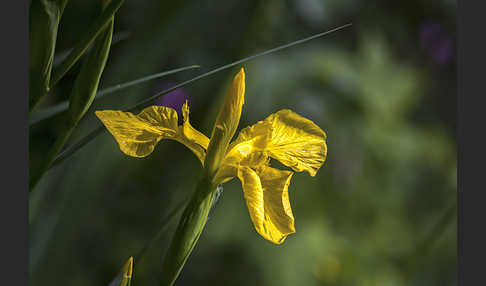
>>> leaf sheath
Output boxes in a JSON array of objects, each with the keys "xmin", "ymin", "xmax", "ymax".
[{"xmin": 160, "ymin": 176, "xmax": 217, "ymax": 286}]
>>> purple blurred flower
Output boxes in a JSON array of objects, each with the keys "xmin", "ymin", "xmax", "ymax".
[
  {"xmin": 154, "ymin": 82, "xmax": 191, "ymax": 118},
  {"xmin": 419, "ymin": 21, "xmax": 454, "ymax": 65}
]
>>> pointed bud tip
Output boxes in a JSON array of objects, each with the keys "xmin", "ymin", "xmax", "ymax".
[
  {"xmin": 127, "ymin": 256, "xmax": 133, "ymax": 277},
  {"xmin": 238, "ymin": 67, "xmax": 245, "ymax": 80},
  {"xmin": 122, "ymin": 256, "xmax": 133, "ymax": 278}
]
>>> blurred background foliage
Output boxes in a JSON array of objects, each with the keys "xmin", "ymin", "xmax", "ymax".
[{"xmin": 29, "ymin": 0, "xmax": 456, "ymax": 285}]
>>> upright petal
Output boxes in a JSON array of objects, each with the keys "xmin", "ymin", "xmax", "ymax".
[
  {"xmin": 177, "ymin": 101, "xmax": 210, "ymax": 164},
  {"xmin": 181, "ymin": 101, "xmax": 209, "ymax": 149},
  {"xmin": 264, "ymin": 109, "xmax": 327, "ymax": 176},
  {"xmin": 237, "ymin": 166, "xmax": 296, "ymax": 244},
  {"xmin": 205, "ymin": 68, "xmax": 245, "ymax": 175}
]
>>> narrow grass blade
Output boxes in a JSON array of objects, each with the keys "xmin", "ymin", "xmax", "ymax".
[
  {"xmin": 30, "ymin": 2, "xmax": 115, "ymax": 191},
  {"xmin": 136, "ymin": 199, "xmax": 187, "ymax": 261},
  {"xmin": 29, "ymin": 65, "xmax": 200, "ymax": 125},
  {"xmin": 69, "ymin": 7, "xmax": 113, "ymax": 124},
  {"xmin": 108, "ymin": 257, "xmax": 133, "ymax": 286},
  {"xmin": 49, "ymin": 23, "xmax": 352, "ymax": 170},
  {"xmin": 51, "ymin": 126, "xmax": 105, "ymax": 169},
  {"xmin": 402, "ymin": 200, "xmax": 456, "ymax": 282},
  {"xmin": 29, "ymin": 0, "xmax": 69, "ymax": 112},
  {"xmin": 53, "ymin": 31, "xmax": 130, "ymax": 66},
  {"xmin": 126, "ymin": 23, "xmax": 353, "ymax": 113},
  {"xmin": 49, "ymin": 0, "xmax": 125, "ymax": 89}
]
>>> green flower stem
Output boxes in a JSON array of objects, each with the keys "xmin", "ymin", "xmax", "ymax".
[{"xmin": 160, "ymin": 175, "xmax": 217, "ymax": 286}]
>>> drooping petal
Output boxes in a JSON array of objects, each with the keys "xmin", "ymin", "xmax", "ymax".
[
  {"xmin": 257, "ymin": 166, "xmax": 295, "ymax": 239},
  {"xmin": 96, "ymin": 104, "xmax": 210, "ymax": 163},
  {"xmin": 205, "ymin": 68, "xmax": 245, "ymax": 175},
  {"xmin": 95, "ymin": 106, "xmax": 178, "ymax": 157},
  {"xmin": 237, "ymin": 166, "xmax": 296, "ymax": 244},
  {"xmin": 263, "ymin": 109, "xmax": 327, "ymax": 176}
]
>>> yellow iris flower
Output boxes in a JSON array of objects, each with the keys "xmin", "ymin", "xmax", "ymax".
[{"xmin": 95, "ymin": 68, "xmax": 327, "ymax": 244}]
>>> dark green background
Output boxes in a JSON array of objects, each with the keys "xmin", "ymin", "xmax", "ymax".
[{"xmin": 29, "ymin": 0, "xmax": 456, "ymax": 285}]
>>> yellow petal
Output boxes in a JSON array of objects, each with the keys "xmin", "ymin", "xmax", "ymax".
[
  {"xmin": 178, "ymin": 101, "xmax": 210, "ymax": 164},
  {"xmin": 264, "ymin": 109, "xmax": 327, "ymax": 176},
  {"xmin": 95, "ymin": 106, "xmax": 178, "ymax": 157},
  {"xmin": 205, "ymin": 68, "xmax": 245, "ymax": 175},
  {"xmin": 237, "ymin": 166, "xmax": 296, "ymax": 244},
  {"xmin": 96, "ymin": 104, "xmax": 210, "ymax": 163},
  {"xmin": 212, "ymin": 121, "xmax": 271, "ymax": 185}
]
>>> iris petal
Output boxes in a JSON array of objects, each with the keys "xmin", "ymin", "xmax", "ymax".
[
  {"xmin": 237, "ymin": 166, "xmax": 295, "ymax": 244},
  {"xmin": 212, "ymin": 121, "xmax": 271, "ymax": 185},
  {"xmin": 96, "ymin": 104, "xmax": 209, "ymax": 163},
  {"xmin": 263, "ymin": 109, "xmax": 327, "ymax": 176},
  {"xmin": 216, "ymin": 108, "xmax": 327, "ymax": 183},
  {"xmin": 95, "ymin": 106, "xmax": 178, "ymax": 157},
  {"xmin": 205, "ymin": 68, "xmax": 245, "ymax": 175},
  {"xmin": 178, "ymin": 101, "xmax": 210, "ymax": 164}
]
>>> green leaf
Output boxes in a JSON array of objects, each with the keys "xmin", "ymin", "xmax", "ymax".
[
  {"xmin": 29, "ymin": 65, "xmax": 200, "ymax": 125},
  {"xmin": 136, "ymin": 199, "xmax": 187, "ymax": 260},
  {"xmin": 124, "ymin": 23, "xmax": 353, "ymax": 113},
  {"xmin": 108, "ymin": 257, "xmax": 133, "ymax": 286},
  {"xmin": 53, "ymin": 30, "xmax": 130, "ymax": 67},
  {"xmin": 69, "ymin": 11, "xmax": 113, "ymax": 124},
  {"xmin": 29, "ymin": 0, "xmax": 69, "ymax": 112},
  {"xmin": 29, "ymin": 2, "xmax": 116, "ymax": 191},
  {"xmin": 49, "ymin": 0, "xmax": 125, "ymax": 89},
  {"xmin": 48, "ymin": 23, "xmax": 352, "ymax": 171}
]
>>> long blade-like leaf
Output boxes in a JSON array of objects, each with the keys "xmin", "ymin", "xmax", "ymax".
[
  {"xmin": 49, "ymin": 0, "xmax": 124, "ymax": 89},
  {"xmin": 126, "ymin": 23, "xmax": 353, "ymax": 113},
  {"xmin": 136, "ymin": 200, "xmax": 187, "ymax": 261},
  {"xmin": 29, "ymin": 0, "xmax": 69, "ymax": 112},
  {"xmin": 69, "ymin": 6, "xmax": 114, "ymax": 124},
  {"xmin": 53, "ymin": 31, "xmax": 130, "ymax": 66},
  {"xmin": 29, "ymin": 65, "xmax": 200, "ymax": 125},
  {"xmin": 130, "ymin": 199, "xmax": 186, "ymax": 285},
  {"xmin": 30, "ymin": 2, "xmax": 116, "ymax": 191},
  {"xmin": 49, "ymin": 23, "xmax": 352, "ymax": 170}
]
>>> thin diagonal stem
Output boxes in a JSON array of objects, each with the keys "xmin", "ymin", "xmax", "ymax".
[
  {"xmin": 126, "ymin": 23, "xmax": 352, "ymax": 113},
  {"xmin": 29, "ymin": 65, "xmax": 200, "ymax": 125},
  {"xmin": 49, "ymin": 23, "xmax": 352, "ymax": 169}
]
